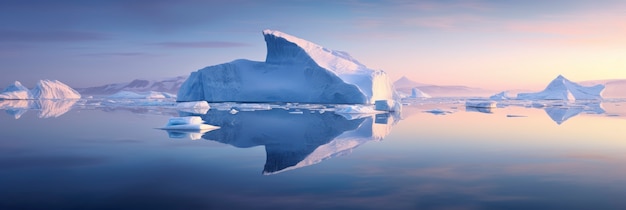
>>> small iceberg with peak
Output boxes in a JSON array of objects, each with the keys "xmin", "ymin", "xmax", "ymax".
[{"xmin": 517, "ymin": 75, "xmax": 604, "ymax": 101}]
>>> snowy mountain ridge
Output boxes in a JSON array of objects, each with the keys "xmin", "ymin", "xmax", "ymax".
[{"xmin": 77, "ymin": 76, "xmax": 186, "ymax": 95}]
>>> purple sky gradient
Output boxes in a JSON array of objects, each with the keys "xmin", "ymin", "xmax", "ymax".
[{"xmin": 0, "ymin": 0, "xmax": 624, "ymax": 90}]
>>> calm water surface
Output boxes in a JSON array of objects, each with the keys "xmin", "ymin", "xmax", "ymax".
[{"xmin": 1, "ymin": 99, "xmax": 625, "ymax": 210}]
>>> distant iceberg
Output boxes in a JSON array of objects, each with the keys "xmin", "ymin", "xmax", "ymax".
[
  {"xmin": 31, "ymin": 80, "xmax": 81, "ymax": 99},
  {"xmin": 1, "ymin": 80, "xmax": 80, "ymax": 100},
  {"xmin": 107, "ymin": 91, "xmax": 175, "ymax": 99},
  {"xmin": 410, "ymin": 88, "xmax": 431, "ymax": 98},
  {"xmin": 489, "ymin": 91, "xmax": 512, "ymax": 101},
  {"xmin": 517, "ymin": 75, "xmax": 604, "ymax": 100},
  {"xmin": 177, "ymin": 29, "xmax": 400, "ymax": 111},
  {"xmin": 0, "ymin": 81, "xmax": 33, "ymax": 100}
]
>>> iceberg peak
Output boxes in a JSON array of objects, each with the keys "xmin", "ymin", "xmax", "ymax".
[{"xmin": 263, "ymin": 29, "xmax": 367, "ymax": 75}]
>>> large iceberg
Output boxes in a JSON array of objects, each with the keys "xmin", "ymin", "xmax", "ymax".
[
  {"xmin": 517, "ymin": 75, "xmax": 604, "ymax": 100},
  {"xmin": 0, "ymin": 81, "xmax": 33, "ymax": 100},
  {"xmin": 177, "ymin": 29, "xmax": 399, "ymax": 110},
  {"xmin": 31, "ymin": 80, "xmax": 81, "ymax": 99}
]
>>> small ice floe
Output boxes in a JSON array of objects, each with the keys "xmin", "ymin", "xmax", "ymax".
[
  {"xmin": 176, "ymin": 101, "xmax": 210, "ymax": 115},
  {"xmin": 506, "ymin": 114, "xmax": 528, "ymax": 118},
  {"xmin": 159, "ymin": 116, "xmax": 219, "ymax": 131},
  {"xmin": 289, "ymin": 110, "xmax": 304, "ymax": 114},
  {"xmin": 423, "ymin": 109, "xmax": 452, "ymax": 115},
  {"xmin": 233, "ymin": 103, "xmax": 272, "ymax": 111},
  {"xmin": 229, "ymin": 109, "xmax": 239, "ymax": 114}
]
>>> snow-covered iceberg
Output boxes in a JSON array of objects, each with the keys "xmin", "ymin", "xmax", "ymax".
[
  {"xmin": 489, "ymin": 91, "xmax": 512, "ymax": 100},
  {"xmin": 107, "ymin": 91, "xmax": 175, "ymax": 99},
  {"xmin": 517, "ymin": 75, "xmax": 604, "ymax": 100},
  {"xmin": 0, "ymin": 81, "xmax": 33, "ymax": 100},
  {"xmin": 177, "ymin": 29, "xmax": 399, "ymax": 111},
  {"xmin": 31, "ymin": 80, "xmax": 81, "ymax": 99}
]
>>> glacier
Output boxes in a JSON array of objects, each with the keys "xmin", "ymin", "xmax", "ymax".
[
  {"xmin": 517, "ymin": 75, "xmax": 604, "ymax": 100},
  {"xmin": 177, "ymin": 29, "xmax": 399, "ymax": 111}
]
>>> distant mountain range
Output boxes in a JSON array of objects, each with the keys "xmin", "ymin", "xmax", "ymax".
[
  {"xmin": 393, "ymin": 76, "xmax": 493, "ymax": 97},
  {"xmin": 76, "ymin": 76, "xmax": 187, "ymax": 95}
]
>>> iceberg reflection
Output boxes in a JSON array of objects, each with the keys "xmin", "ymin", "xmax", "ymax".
[
  {"xmin": 0, "ymin": 99, "xmax": 78, "ymax": 119},
  {"xmin": 543, "ymin": 102, "xmax": 605, "ymax": 125},
  {"xmin": 178, "ymin": 109, "xmax": 396, "ymax": 175}
]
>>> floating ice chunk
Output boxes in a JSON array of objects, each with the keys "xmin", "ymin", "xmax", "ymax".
[
  {"xmin": 167, "ymin": 116, "xmax": 204, "ymax": 125},
  {"xmin": 176, "ymin": 101, "xmax": 210, "ymax": 114},
  {"xmin": 465, "ymin": 100, "xmax": 497, "ymax": 108},
  {"xmin": 229, "ymin": 109, "xmax": 239, "ymax": 114}
]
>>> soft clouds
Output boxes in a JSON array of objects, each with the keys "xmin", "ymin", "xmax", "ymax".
[
  {"xmin": 153, "ymin": 41, "xmax": 252, "ymax": 49},
  {"xmin": 0, "ymin": 30, "xmax": 109, "ymax": 43}
]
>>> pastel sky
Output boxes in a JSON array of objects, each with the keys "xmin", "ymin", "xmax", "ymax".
[{"xmin": 1, "ymin": 0, "xmax": 625, "ymax": 90}]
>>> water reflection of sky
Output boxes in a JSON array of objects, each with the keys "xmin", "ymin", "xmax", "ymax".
[{"xmin": 0, "ymin": 100, "xmax": 626, "ymax": 209}]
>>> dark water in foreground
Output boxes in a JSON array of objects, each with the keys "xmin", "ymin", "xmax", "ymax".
[{"xmin": 1, "ymin": 99, "xmax": 626, "ymax": 210}]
